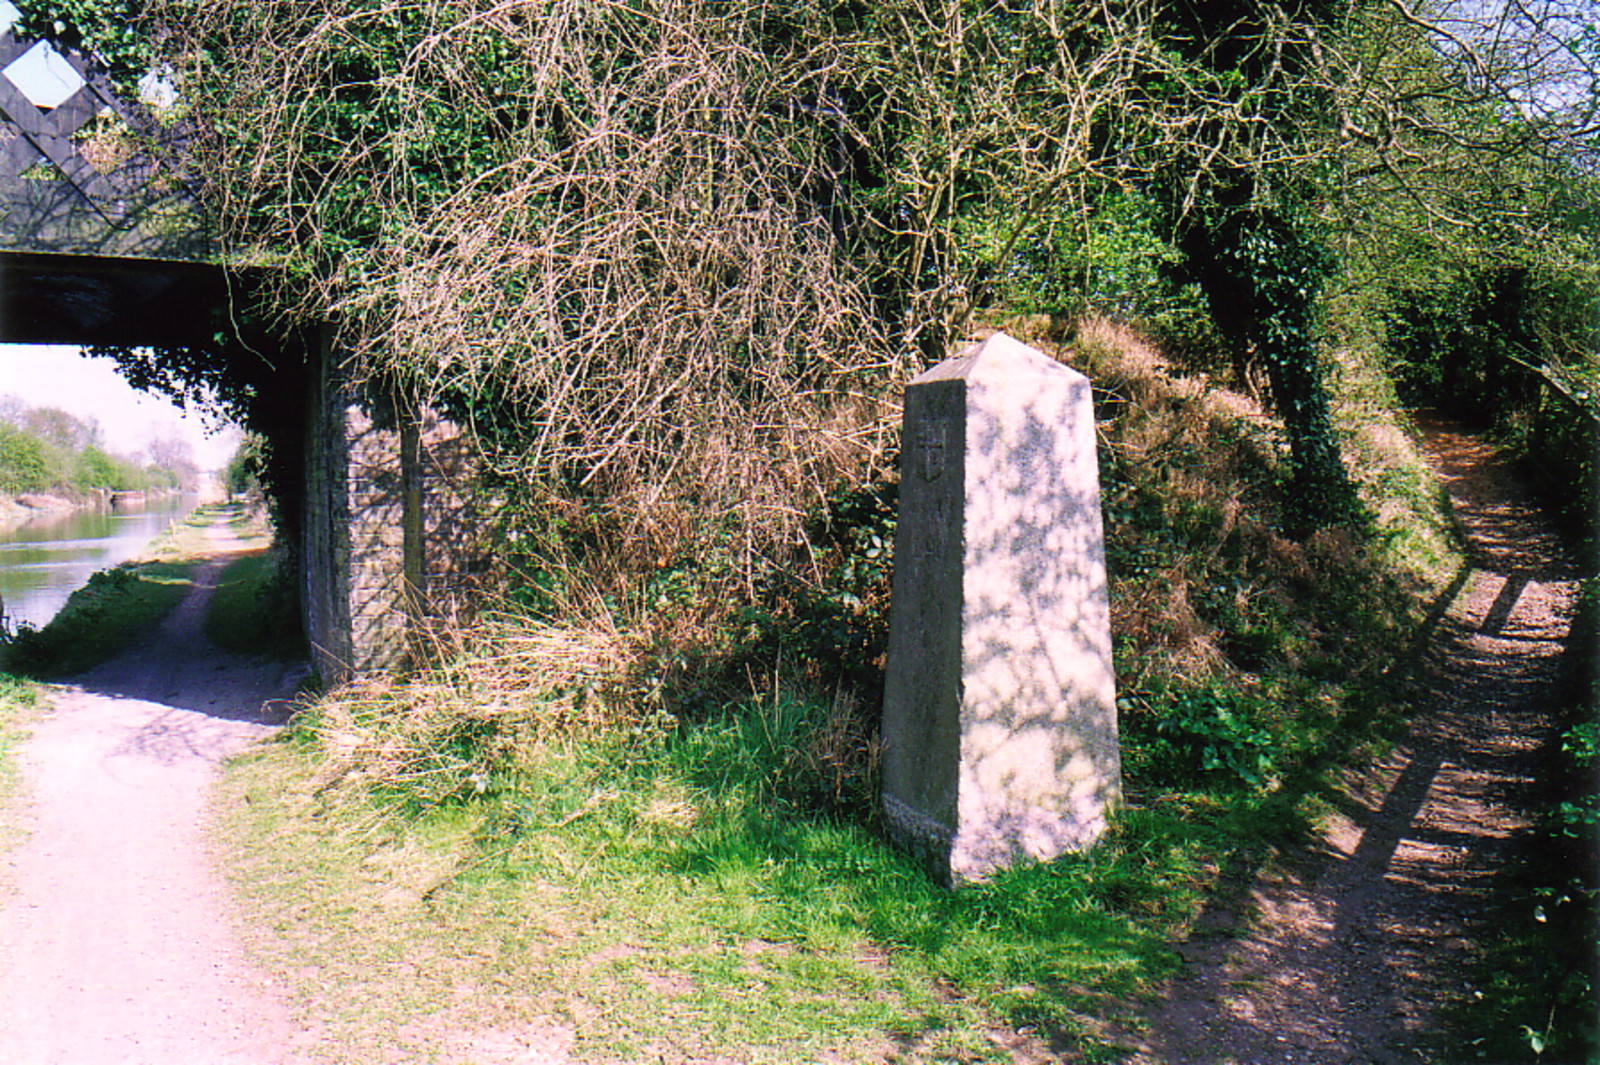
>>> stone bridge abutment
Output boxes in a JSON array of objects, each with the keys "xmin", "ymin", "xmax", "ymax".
[
  {"xmin": 1, "ymin": 18, "xmax": 476, "ymax": 682},
  {"xmin": 301, "ymin": 333, "xmax": 481, "ymax": 682}
]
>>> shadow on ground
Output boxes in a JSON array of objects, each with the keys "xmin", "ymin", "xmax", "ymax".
[{"xmin": 1128, "ymin": 416, "xmax": 1586, "ymax": 1065}]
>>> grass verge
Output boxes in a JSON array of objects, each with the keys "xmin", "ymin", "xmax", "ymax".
[
  {"xmin": 0, "ymin": 674, "xmax": 41, "ymax": 888},
  {"xmin": 2, "ymin": 561, "xmax": 199, "ymax": 677},
  {"xmin": 206, "ymin": 549, "xmax": 302, "ymax": 660},
  {"xmin": 219, "ymin": 692, "xmax": 1215, "ymax": 1063}
]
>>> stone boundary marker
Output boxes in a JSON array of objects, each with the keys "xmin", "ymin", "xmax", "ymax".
[{"xmin": 881, "ymin": 332, "xmax": 1120, "ymax": 886}]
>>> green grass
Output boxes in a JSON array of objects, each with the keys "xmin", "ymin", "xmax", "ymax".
[
  {"xmin": 0, "ymin": 674, "xmax": 40, "ymax": 888},
  {"xmin": 1, "ymin": 559, "xmax": 200, "ymax": 677},
  {"xmin": 0, "ymin": 674, "xmax": 38, "ymax": 802},
  {"xmin": 216, "ymin": 692, "xmax": 1243, "ymax": 1063},
  {"xmin": 205, "ymin": 549, "xmax": 302, "ymax": 660},
  {"xmin": 1326, "ymin": 343, "xmax": 1465, "ymax": 591}
]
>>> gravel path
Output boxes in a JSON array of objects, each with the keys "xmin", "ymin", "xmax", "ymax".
[
  {"xmin": 0, "ymin": 517, "xmax": 311, "ymax": 1064},
  {"xmin": 1130, "ymin": 417, "xmax": 1584, "ymax": 1064}
]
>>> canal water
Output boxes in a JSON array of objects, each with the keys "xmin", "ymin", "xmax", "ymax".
[{"xmin": 0, "ymin": 495, "xmax": 198, "ymax": 632}]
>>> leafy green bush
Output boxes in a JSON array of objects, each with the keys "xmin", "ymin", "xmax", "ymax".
[
  {"xmin": 999, "ymin": 190, "xmax": 1199, "ymax": 325},
  {"xmin": 1121, "ymin": 685, "xmax": 1279, "ymax": 792},
  {"xmin": 222, "ymin": 435, "xmax": 266, "ymax": 498},
  {"xmin": 72, "ymin": 446, "xmax": 134, "ymax": 491},
  {"xmin": 757, "ymin": 480, "xmax": 898, "ymax": 706},
  {"xmin": 0, "ymin": 424, "xmax": 51, "ymax": 493}
]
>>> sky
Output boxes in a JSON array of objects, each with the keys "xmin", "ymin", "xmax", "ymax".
[{"xmin": 0, "ymin": 345, "xmax": 241, "ymax": 471}]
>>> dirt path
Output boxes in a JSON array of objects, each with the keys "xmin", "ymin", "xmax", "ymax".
[
  {"xmin": 1130, "ymin": 417, "xmax": 1585, "ymax": 1064},
  {"xmin": 0, "ymin": 517, "xmax": 311, "ymax": 1064}
]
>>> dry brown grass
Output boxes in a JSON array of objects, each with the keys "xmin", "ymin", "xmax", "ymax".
[
  {"xmin": 1067, "ymin": 319, "xmax": 1278, "ymax": 474},
  {"xmin": 1027, "ymin": 318, "xmax": 1446, "ymax": 693},
  {"xmin": 1053, "ymin": 320, "xmax": 1289, "ymax": 683},
  {"xmin": 303, "ymin": 607, "xmax": 664, "ymax": 810},
  {"xmin": 1111, "ymin": 565, "xmax": 1229, "ymax": 675}
]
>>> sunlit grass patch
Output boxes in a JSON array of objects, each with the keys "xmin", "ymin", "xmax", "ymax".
[
  {"xmin": 216, "ymin": 689, "xmax": 1208, "ymax": 1062},
  {"xmin": 147, "ymin": 502, "xmax": 241, "ymax": 559},
  {"xmin": 1325, "ymin": 344, "xmax": 1464, "ymax": 594},
  {"xmin": 206, "ymin": 549, "xmax": 302, "ymax": 660},
  {"xmin": 0, "ymin": 675, "xmax": 39, "ymax": 866}
]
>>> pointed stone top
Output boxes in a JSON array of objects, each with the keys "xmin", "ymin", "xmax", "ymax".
[{"xmin": 910, "ymin": 331, "xmax": 1083, "ymax": 387}]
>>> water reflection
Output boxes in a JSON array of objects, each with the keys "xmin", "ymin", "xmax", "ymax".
[{"xmin": 0, "ymin": 495, "xmax": 197, "ymax": 630}]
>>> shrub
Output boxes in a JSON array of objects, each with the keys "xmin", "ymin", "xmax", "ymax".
[
  {"xmin": 0, "ymin": 424, "xmax": 51, "ymax": 493},
  {"xmin": 72, "ymin": 446, "xmax": 132, "ymax": 491},
  {"xmin": 1118, "ymin": 683, "xmax": 1280, "ymax": 793}
]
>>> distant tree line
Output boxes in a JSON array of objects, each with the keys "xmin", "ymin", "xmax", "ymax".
[{"xmin": 0, "ymin": 396, "xmax": 197, "ymax": 495}]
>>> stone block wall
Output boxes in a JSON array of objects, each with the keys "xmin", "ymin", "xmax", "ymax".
[
  {"xmin": 302, "ymin": 341, "xmax": 484, "ymax": 682},
  {"xmin": 344, "ymin": 404, "xmax": 410, "ymax": 675},
  {"xmin": 414, "ymin": 408, "xmax": 485, "ymax": 635}
]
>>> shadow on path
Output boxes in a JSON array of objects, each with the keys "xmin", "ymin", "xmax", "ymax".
[
  {"xmin": 74, "ymin": 519, "xmax": 305, "ymax": 724},
  {"xmin": 1130, "ymin": 415, "xmax": 1584, "ymax": 1064},
  {"xmin": 0, "ymin": 511, "xmax": 313, "ymax": 1064}
]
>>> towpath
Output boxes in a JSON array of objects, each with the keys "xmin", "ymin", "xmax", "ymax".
[
  {"xmin": 0, "ymin": 514, "xmax": 309, "ymax": 1063},
  {"xmin": 1133, "ymin": 417, "xmax": 1586, "ymax": 1063}
]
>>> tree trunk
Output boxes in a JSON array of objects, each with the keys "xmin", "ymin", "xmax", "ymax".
[{"xmin": 1184, "ymin": 207, "xmax": 1359, "ymax": 533}]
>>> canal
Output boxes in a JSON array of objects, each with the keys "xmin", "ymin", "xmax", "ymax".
[{"xmin": 0, "ymin": 495, "xmax": 198, "ymax": 632}]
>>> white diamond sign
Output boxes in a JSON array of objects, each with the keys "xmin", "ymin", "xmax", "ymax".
[{"xmin": 4, "ymin": 40, "xmax": 85, "ymax": 109}]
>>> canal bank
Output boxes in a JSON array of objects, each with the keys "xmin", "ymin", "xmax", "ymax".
[
  {"xmin": 0, "ymin": 486, "xmax": 194, "ymax": 528},
  {"xmin": 0, "ymin": 491, "xmax": 201, "ymax": 633},
  {"xmin": 0, "ymin": 493, "xmax": 77, "ymax": 528}
]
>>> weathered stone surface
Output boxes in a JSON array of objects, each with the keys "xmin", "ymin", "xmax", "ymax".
[
  {"xmin": 345, "ymin": 403, "xmax": 409, "ymax": 673},
  {"xmin": 882, "ymin": 331, "xmax": 1120, "ymax": 886},
  {"xmin": 302, "ymin": 343, "xmax": 484, "ymax": 682}
]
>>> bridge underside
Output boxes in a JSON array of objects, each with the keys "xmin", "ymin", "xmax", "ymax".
[
  {"xmin": 0, "ymin": 27, "xmax": 476, "ymax": 680},
  {"xmin": 0, "ymin": 249, "xmax": 234, "ymax": 347}
]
